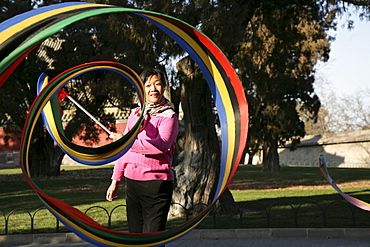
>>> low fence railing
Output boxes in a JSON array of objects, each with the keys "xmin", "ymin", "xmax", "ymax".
[{"xmin": 1, "ymin": 199, "xmax": 369, "ymax": 235}]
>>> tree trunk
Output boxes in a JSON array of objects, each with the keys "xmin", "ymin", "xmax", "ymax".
[
  {"xmin": 216, "ymin": 188, "xmax": 237, "ymax": 215},
  {"xmin": 45, "ymin": 139, "xmax": 64, "ymax": 176},
  {"xmin": 28, "ymin": 121, "xmax": 63, "ymax": 177},
  {"xmin": 262, "ymin": 137, "xmax": 280, "ymax": 172},
  {"xmin": 248, "ymin": 154, "xmax": 254, "ymax": 165},
  {"xmin": 170, "ymin": 57, "xmax": 222, "ymax": 217}
]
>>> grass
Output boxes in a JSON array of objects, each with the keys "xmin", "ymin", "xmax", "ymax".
[{"xmin": 1, "ymin": 164, "xmax": 370, "ymax": 234}]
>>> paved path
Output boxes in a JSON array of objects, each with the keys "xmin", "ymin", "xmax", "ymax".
[
  {"xmin": 2, "ymin": 228, "xmax": 370, "ymax": 247},
  {"xmin": 11, "ymin": 238, "xmax": 370, "ymax": 247}
]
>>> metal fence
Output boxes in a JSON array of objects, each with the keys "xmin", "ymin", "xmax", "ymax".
[{"xmin": 1, "ymin": 199, "xmax": 370, "ymax": 235}]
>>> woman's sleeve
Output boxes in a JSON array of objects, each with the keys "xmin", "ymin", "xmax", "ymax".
[
  {"xmin": 110, "ymin": 111, "xmax": 136, "ymax": 181},
  {"xmin": 130, "ymin": 115, "xmax": 178, "ymax": 155},
  {"xmin": 111, "ymin": 157, "xmax": 126, "ymax": 181},
  {"xmin": 123, "ymin": 110, "xmax": 137, "ymax": 134}
]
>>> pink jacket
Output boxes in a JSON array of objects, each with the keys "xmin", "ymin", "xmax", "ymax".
[{"xmin": 111, "ymin": 108, "xmax": 178, "ymax": 181}]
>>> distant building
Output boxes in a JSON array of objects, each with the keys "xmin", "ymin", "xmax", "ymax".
[
  {"xmin": 0, "ymin": 127, "xmax": 21, "ymax": 168},
  {"xmin": 278, "ymin": 130, "xmax": 370, "ymax": 168}
]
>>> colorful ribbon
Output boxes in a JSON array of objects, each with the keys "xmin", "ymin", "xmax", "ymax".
[
  {"xmin": 0, "ymin": 2, "xmax": 249, "ymax": 246},
  {"xmin": 319, "ymin": 155, "xmax": 370, "ymax": 211}
]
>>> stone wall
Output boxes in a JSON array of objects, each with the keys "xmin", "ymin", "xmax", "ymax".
[
  {"xmin": 0, "ymin": 151, "xmax": 20, "ymax": 168},
  {"xmin": 278, "ymin": 130, "xmax": 370, "ymax": 168}
]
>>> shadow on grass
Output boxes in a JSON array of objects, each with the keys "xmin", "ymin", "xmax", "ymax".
[
  {"xmin": 192, "ymin": 191, "xmax": 370, "ymax": 230},
  {"xmin": 2, "ymin": 191, "xmax": 370, "ymax": 235},
  {"xmin": 2, "ymin": 166, "xmax": 370, "ymax": 234}
]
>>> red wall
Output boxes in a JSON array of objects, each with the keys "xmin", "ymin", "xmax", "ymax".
[
  {"xmin": 71, "ymin": 122, "xmax": 127, "ymax": 147},
  {"xmin": 0, "ymin": 128, "xmax": 21, "ymax": 151},
  {"xmin": 0, "ymin": 122, "xmax": 127, "ymax": 151}
]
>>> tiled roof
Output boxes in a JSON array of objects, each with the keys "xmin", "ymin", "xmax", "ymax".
[
  {"xmin": 286, "ymin": 130, "xmax": 370, "ymax": 147},
  {"xmin": 36, "ymin": 37, "xmax": 64, "ymax": 69},
  {"xmin": 61, "ymin": 107, "xmax": 131, "ymax": 122}
]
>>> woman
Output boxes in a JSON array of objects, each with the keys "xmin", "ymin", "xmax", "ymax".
[{"xmin": 106, "ymin": 68, "xmax": 178, "ymax": 233}]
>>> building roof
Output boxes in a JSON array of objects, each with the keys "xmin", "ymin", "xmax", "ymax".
[
  {"xmin": 288, "ymin": 130, "xmax": 370, "ymax": 147},
  {"xmin": 61, "ymin": 107, "xmax": 131, "ymax": 123}
]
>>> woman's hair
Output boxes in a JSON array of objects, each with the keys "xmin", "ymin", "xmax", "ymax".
[{"xmin": 140, "ymin": 68, "xmax": 167, "ymax": 88}]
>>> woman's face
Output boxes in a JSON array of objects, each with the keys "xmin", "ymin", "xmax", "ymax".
[{"xmin": 144, "ymin": 75, "xmax": 164, "ymax": 104}]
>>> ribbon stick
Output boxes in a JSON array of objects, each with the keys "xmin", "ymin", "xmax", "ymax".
[
  {"xmin": 63, "ymin": 91, "xmax": 113, "ymax": 136},
  {"xmin": 319, "ymin": 155, "xmax": 370, "ymax": 211}
]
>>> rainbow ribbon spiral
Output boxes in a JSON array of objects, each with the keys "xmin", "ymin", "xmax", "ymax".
[{"xmin": 0, "ymin": 2, "xmax": 249, "ymax": 246}]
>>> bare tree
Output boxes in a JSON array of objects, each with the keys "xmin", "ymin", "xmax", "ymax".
[{"xmin": 326, "ymin": 89, "xmax": 370, "ymax": 132}]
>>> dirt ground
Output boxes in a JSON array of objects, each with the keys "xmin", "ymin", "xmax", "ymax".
[{"xmin": 3, "ymin": 166, "xmax": 370, "ymax": 191}]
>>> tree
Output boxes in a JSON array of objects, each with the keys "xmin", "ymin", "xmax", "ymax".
[
  {"xmin": 182, "ymin": 1, "xmax": 331, "ymax": 172},
  {"xmin": 193, "ymin": 0, "xmax": 370, "ymax": 172},
  {"xmin": 317, "ymin": 88, "xmax": 370, "ymax": 133},
  {"xmin": 239, "ymin": 3, "xmax": 334, "ymax": 171},
  {"xmin": 169, "ymin": 57, "xmax": 221, "ymax": 214},
  {"xmin": 0, "ymin": 51, "xmax": 61, "ymax": 176},
  {"xmin": 313, "ymin": 51, "xmax": 370, "ymax": 134},
  {"xmin": 0, "ymin": 0, "xmax": 63, "ymax": 176},
  {"xmin": 303, "ymin": 104, "xmax": 331, "ymax": 135}
]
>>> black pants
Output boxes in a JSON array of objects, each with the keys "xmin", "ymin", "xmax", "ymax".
[{"xmin": 125, "ymin": 178, "xmax": 173, "ymax": 233}]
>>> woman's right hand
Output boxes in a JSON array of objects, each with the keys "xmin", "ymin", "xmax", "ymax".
[
  {"xmin": 106, "ymin": 180, "xmax": 119, "ymax": 201},
  {"xmin": 109, "ymin": 133, "xmax": 123, "ymax": 141}
]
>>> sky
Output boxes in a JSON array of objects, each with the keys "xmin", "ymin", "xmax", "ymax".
[{"xmin": 315, "ymin": 11, "xmax": 370, "ymax": 96}]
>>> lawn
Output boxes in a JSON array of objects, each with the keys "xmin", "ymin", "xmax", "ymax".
[{"xmin": 1, "ymin": 164, "xmax": 370, "ymax": 234}]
